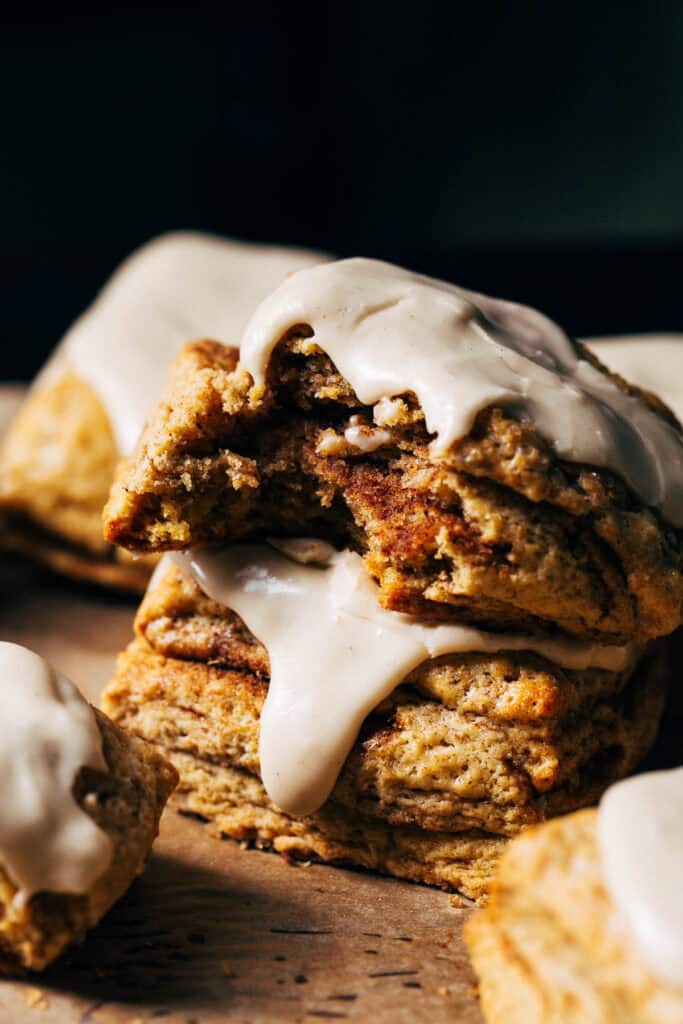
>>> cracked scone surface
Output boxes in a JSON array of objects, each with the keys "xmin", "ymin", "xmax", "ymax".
[
  {"xmin": 101, "ymin": 562, "xmax": 668, "ymax": 903},
  {"xmin": 465, "ymin": 808, "xmax": 683, "ymax": 1024},
  {"xmin": 0, "ymin": 711, "xmax": 177, "ymax": 973},
  {"xmin": 104, "ymin": 339, "xmax": 683, "ymax": 643}
]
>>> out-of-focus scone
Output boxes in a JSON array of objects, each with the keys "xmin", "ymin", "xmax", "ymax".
[
  {"xmin": 0, "ymin": 233, "xmax": 326, "ymax": 590},
  {"xmin": 104, "ymin": 336, "xmax": 683, "ymax": 643},
  {"xmin": 101, "ymin": 559, "xmax": 668, "ymax": 903},
  {"xmin": 0, "ymin": 690, "xmax": 177, "ymax": 974},
  {"xmin": 586, "ymin": 334, "xmax": 683, "ymax": 426},
  {"xmin": 0, "ymin": 372, "xmax": 154, "ymax": 589},
  {"xmin": 465, "ymin": 808, "xmax": 683, "ymax": 1024}
]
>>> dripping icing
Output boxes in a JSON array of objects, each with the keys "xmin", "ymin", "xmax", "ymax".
[
  {"xmin": 0, "ymin": 643, "xmax": 112, "ymax": 899},
  {"xmin": 173, "ymin": 545, "xmax": 631, "ymax": 817},
  {"xmin": 239, "ymin": 258, "xmax": 683, "ymax": 525}
]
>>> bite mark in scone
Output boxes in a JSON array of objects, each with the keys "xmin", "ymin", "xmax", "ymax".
[{"xmin": 104, "ymin": 304, "xmax": 683, "ymax": 645}]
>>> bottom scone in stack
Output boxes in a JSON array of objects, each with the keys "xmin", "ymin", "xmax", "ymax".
[{"xmin": 102, "ymin": 258, "xmax": 682, "ymax": 902}]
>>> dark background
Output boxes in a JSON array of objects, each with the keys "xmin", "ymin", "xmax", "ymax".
[{"xmin": 3, "ymin": 1, "xmax": 683, "ymax": 379}]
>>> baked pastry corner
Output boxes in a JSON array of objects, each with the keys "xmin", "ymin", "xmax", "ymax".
[{"xmin": 0, "ymin": 711, "xmax": 177, "ymax": 974}]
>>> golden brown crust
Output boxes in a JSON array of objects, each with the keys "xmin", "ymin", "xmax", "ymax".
[
  {"xmin": 106, "ymin": 632, "xmax": 666, "ymax": 835},
  {"xmin": 465, "ymin": 809, "xmax": 683, "ymax": 1023},
  {"xmin": 168, "ymin": 749, "xmax": 505, "ymax": 903},
  {"xmin": 1, "ymin": 371, "xmax": 119, "ymax": 553},
  {"xmin": 0, "ymin": 370, "xmax": 155, "ymax": 591},
  {"xmin": 0, "ymin": 712, "xmax": 177, "ymax": 974},
  {"xmin": 104, "ymin": 340, "xmax": 683, "ymax": 644},
  {"xmin": 101, "ymin": 560, "xmax": 668, "ymax": 901}
]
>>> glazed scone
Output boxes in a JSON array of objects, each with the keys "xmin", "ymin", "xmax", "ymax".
[
  {"xmin": 0, "ymin": 233, "xmax": 327, "ymax": 590},
  {"xmin": 586, "ymin": 335, "xmax": 683, "ymax": 425},
  {"xmin": 100, "ymin": 559, "xmax": 668, "ymax": 903},
  {"xmin": 103, "ymin": 261, "xmax": 677, "ymax": 902},
  {"xmin": 465, "ymin": 806, "xmax": 683, "ymax": 1023},
  {"xmin": 0, "ymin": 645, "xmax": 177, "ymax": 973},
  {"xmin": 104, "ymin": 319, "xmax": 683, "ymax": 643}
]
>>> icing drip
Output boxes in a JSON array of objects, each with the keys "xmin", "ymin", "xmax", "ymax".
[
  {"xmin": 598, "ymin": 768, "xmax": 683, "ymax": 988},
  {"xmin": 174, "ymin": 545, "xmax": 630, "ymax": 817},
  {"xmin": 0, "ymin": 643, "xmax": 112, "ymax": 899},
  {"xmin": 239, "ymin": 258, "xmax": 683, "ymax": 526},
  {"xmin": 41, "ymin": 232, "xmax": 327, "ymax": 454}
]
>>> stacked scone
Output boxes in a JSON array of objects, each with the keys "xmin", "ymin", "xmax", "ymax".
[{"xmin": 102, "ymin": 258, "xmax": 682, "ymax": 902}]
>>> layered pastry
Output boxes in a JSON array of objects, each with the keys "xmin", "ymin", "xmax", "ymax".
[
  {"xmin": 466, "ymin": 768, "xmax": 683, "ymax": 1023},
  {"xmin": 102, "ymin": 259, "xmax": 682, "ymax": 900},
  {"xmin": 104, "ymin": 549, "xmax": 668, "ymax": 902},
  {"xmin": 0, "ymin": 232, "xmax": 325, "ymax": 589},
  {"xmin": 105, "ymin": 262, "xmax": 683, "ymax": 642},
  {"xmin": 0, "ymin": 642, "xmax": 177, "ymax": 972}
]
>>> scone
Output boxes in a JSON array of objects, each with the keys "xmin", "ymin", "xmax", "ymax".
[
  {"xmin": 465, "ymin": 772, "xmax": 683, "ymax": 1023},
  {"xmin": 104, "ymin": 267, "xmax": 683, "ymax": 643},
  {"xmin": 0, "ymin": 232, "xmax": 327, "ymax": 590},
  {"xmin": 586, "ymin": 334, "xmax": 683, "ymax": 426},
  {"xmin": 0, "ymin": 643, "xmax": 177, "ymax": 973},
  {"xmin": 101, "ymin": 258, "xmax": 680, "ymax": 901},
  {"xmin": 101, "ymin": 552, "xmax": 668, "ymax": 903}
]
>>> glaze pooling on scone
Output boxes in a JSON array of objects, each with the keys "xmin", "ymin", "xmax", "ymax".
[
  {"xmin": 43, "ymin": 232, "xmax": 327, "ymax": 454},
  {"xmin": 239, "ymin": 258, "xmax": 683, "ymax": 525},
  {"xmin": 598, "ymin": 768, "xmax": 683, "ymax": 989},
  {"xmin": 0, "ymin": 643, "xmax": 112, "ymax": 899},
  {"xmin": 176, "ymin": 544, "xmax": 630, "ymax": 817}
]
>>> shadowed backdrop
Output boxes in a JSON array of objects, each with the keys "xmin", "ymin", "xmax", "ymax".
[{"xmin": 2, "ymin": 1, "xmax": 682, "ymax": 378}]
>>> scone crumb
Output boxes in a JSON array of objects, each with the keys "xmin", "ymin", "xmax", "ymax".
[
  {"xmin": 316, "ymin": 430, "xmax": 346, "ymax": 456},
  {"xmin": 24, "ymin": 988, "xmax": 48, "ymax": 1010},
  {"xmin": 448, "ymin": 892, "xmax": 471, "ymax": 909}
]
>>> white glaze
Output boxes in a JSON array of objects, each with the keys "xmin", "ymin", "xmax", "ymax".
[
  {"xmin": 40, "ymin": 232, "xmax": 327, "ymax": 454},
  {"xmin": 239, "ymin": 259, "xmax": 683, "ymax": 526},
  {"xmin": 0, "ymin": 643, "xmax": 112, "ymax": 899},
  {"xmin": 586, "ymin": 334, "xmax": 683, "ymax": 424},
  {"xmin": 598, "ymin": 768, "xmax": 683, "ymax": 988},
  {"xmin": 175, "ymin": 544, "xmax": 630, "ymax": 817}
]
